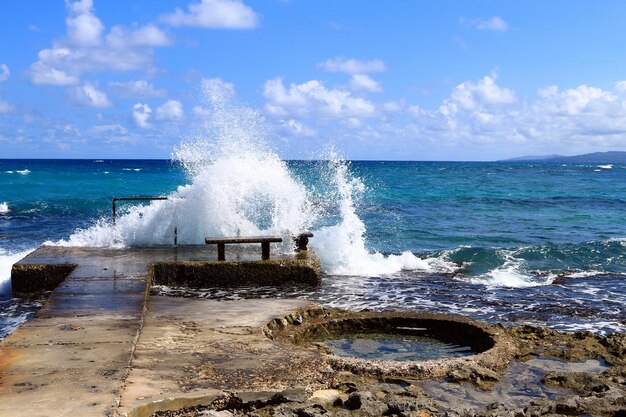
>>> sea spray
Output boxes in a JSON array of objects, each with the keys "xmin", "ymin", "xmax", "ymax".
[
  {"xmin": 0, "ymin": 248, "xmax": 34, "ymax": 294},
  {"xmin": 62, "ymin": 78, "xmax": 315, "ymax": 250},
  {"xmin": 312, "ymin": 156, "xmax": 457, "ymax": 276},
  {"xmin": 58, "ymin": 78, "xmax": 455, "ymax": 276}
]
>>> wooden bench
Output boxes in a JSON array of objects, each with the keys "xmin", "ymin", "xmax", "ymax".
[{"xmin": 204, "ymin": 236, "xmax": 283, "ymax": 261}]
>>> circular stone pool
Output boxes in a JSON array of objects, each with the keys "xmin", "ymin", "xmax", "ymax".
[{"xmin": 265, "ymin": 309, "xmax": 516, "ymax": 379}]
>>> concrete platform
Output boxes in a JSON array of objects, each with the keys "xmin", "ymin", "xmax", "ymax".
[
  {"xmin": 0, "ymin": 246, "xmax": 325, "ymax": 417},
  {"xmin": 11, "ymin": 245, "xmax": 321, "ymax": 296}
]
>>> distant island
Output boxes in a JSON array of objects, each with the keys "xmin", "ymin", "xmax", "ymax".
[{"xmin": 501, "ymin": 151, "xmax": 626, "ymax": 163}]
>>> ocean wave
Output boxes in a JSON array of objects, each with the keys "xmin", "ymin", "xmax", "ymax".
[
  {"xmin": 4, "ymin": 169, "xmax": 31, "ymax": 175},
  {"xmin": 0, "ymin": 202, "xmax": 9, "ymax": 214},
  {"xmin": 0, "ymin": 248, "xmax": 34, "ymax": 294}
]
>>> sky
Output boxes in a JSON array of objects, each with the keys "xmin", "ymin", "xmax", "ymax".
[{"xmin": 1, "ymin": 0, "xmax": 626, "ymax": 160}]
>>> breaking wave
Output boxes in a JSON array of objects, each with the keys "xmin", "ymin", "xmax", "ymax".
[{"xmin": 58, "ymin": 78, "xmax": 444, "ymax": 276}]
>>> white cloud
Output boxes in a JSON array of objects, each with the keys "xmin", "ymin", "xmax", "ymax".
[
  {"xmin": 0, "ymin": 100, "xmax": 13, "ymax": 113},
  {"xmin": 267, "ymin": 73, "xmax": 626, "ymax": 159},
  {"xmin": 133, "ymin": 103, "xmax": 152, "ymax": 128},
  {"xmin": 279, "ymin": 119, "xmax": 317, "ymax": 137},
  {"xmin": 0, "ymin": 64, "xmax": 10, "ymax": 82},
  {"xmin": 440, "ymin": 73, "xmax": 516, "ymax": 114},
  {"xmin": 93, "ymin": 124, "xmax": 128, "ymax": 134},
  {"xmin": 108, "ymin": 80, "xmax": 167, "ymax": 98},
  {"xmin": 405, "ymin": 74, "xmax": 626, "ymax": 156},
  {"xmin": 263, "ymin": 78, "xmax": 376, "ymax": 118},
  {"xmin": 470, "ymin": 16, "xmax": 509, "ymax": 32},
  {"xmin": 192, "ymin": 105, "xmax": 211, "ymax": 119},
  {"xmin": 161, "ymin": 0, "xmax": 259, "ymax": 29},
  {"xmin": 66, "ymin": 0, "xmax": 104, "ymax": 46},
  {"xmin": 349, "ymin": 74, "xmax": 382, "ymax": 92},
  {"xmin": 318, "ymin": 57, "xmax": 386, "ymax": 74},
  {"xmin": 106, "ymin": 24, "xmax": 171, "ymax": 48},
  {"xmin": 537, "ymin": 84, "xmax": 617, "ymax": 115},
  {"xmin": 156, "ymin": 100, "xmax": 184, "ymax": 121},
  {"xmin": 70, "ymin": 82, "xmax": 112, "ymax": 108},
  {"xmin": 0, "ymin": 65, "xmax": 13, "ymax": 112},
  {"xmin": 29, "ymin": 0, "xmax": 171, "ymax": 85}
]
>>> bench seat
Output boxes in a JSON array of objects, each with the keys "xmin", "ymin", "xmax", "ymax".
[{"xmin": 204, "ymin": 236, "xmax": 283, "ymax": 261}]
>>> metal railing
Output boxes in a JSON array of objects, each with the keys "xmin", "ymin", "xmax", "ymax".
[{"xmin": 112, "ymin": 197, "xmax": 177, "ymax": 245}]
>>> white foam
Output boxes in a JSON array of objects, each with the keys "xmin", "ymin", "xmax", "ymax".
[
  {"xmin": 597, "ymin": 164, "xmax": 613, "ymax": 169},
  {"xmin": 16, "ymin": 169, "xmax": 30, "ymax": 175},
  {"xmin": 60, "ymin": 79, "xmax": 315, "ymax": 253},
  {"xmin": 0, "ymin": 202, "xmax": 9, "ymax": 214},
  {"xmin": 59, "ymin": 78, "xmax": 457, "ymax": 277},
  {"xmin": 311, "ymin": 157, "xmax": 457, "ymax": 276},
  {"xmin": 564, "ymin": 270, "xmax": 605, "ymax": 279},
  {"xmin": 0, "ymin": 248, "xmax": 34, "ymax": 294},
  {"xmin": 467, "ymin": 250, "xmax": 554, "ymax": 288}
]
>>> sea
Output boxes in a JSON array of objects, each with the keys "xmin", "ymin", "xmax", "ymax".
[
  {"xmin": 1, "ymin": 86, "xmax": 625, "ymax": 339},
  {"xmin": 1, "ymin": 158, "xmax": 625, "ymax": 339}
]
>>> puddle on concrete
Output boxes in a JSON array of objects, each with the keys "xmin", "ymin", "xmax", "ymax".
[
  {"xmin": 324, "ymin": 332, "xmax": 475, "ymax": 362},
  {"xmin": 419, "ymin": 357, "xmax": 607, "ymax": 411}
]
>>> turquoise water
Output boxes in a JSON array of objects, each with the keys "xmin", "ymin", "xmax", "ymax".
[{"xmin": 1, "ymin": 159, "xmax": 626, "ymax": 337}]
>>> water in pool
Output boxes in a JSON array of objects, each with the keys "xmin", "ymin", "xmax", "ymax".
[{"xmin": 323, "ymin": 333, "xmax": 475, "ymax": 362}]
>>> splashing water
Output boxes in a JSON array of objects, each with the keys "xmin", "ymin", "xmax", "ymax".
[
  {"xmin": 311, "ymin": 157, "xmax": 457, "ymax": 276},
  {"xmin": 61, "ymin": 79, "xmax": 314, "ymax": 252},
  {"xmin": 57, "ymin": 78, "xmax": 455, "ymax": 277}
]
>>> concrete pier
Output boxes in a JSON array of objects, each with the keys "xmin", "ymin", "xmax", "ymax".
[{"xmin": 0, "ymin": 246, "xmax": 324, "ymax": 417}]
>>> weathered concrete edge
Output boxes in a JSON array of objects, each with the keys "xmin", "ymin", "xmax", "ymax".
[
  {"xmin": 150, "ymin": 257, "xmax": 321, "ymax": 288},
  {"xmin": 11, "ymin": 263, "xmax": 77, "ymax": 297}
]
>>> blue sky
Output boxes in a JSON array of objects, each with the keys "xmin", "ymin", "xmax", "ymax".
[{"xmin": 1, "ymin": 0, "xmax": 626, "ymax": 160}]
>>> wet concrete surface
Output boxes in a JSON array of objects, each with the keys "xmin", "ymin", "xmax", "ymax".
[{"xmin": 0, "ymin": 246, "xmax": 325, "ymax": 417}]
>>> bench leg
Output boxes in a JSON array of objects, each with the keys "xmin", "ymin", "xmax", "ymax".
[
  {"xmin": 217, "ymin": 243, "xmax": 225, "ymax": 261},
  {"xmin": 261, "ymin": 242, "xmax": 270, "ymax": 260}
]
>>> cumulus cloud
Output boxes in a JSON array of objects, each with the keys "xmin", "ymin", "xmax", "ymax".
[
  {"xmin": 349, "ymin": 74, "xmax": 382, "ymax": 92},
  {"xmin": 29, "ymin": 0, "xmax": 171, "ymax": 85},
  {"xmin": 267, "ymin": 72, "xmax": 626, "ymax": 158},
  {"xmin": 156, "ymin": 100, "xmax": 184, "ymax": 121},
  {"xmin": 108, "ymin": 80, "xmax": 166, "ymax": 98},
  {"xmin": 279, "ymin": 119, "xmax": 317, "ymax": 137},
  {"xmin": 317, "ymin": 57, "xmax": 386, "ymax": 74},
  {"xmin": 469, "ymin": 16, "xmax": 509, "ymax": 32},
  {"xmin": 406, "ymin": 74, "xmax": 626, "ymax": 155},
  {"xmin": 440, "ymin": 73, "xmax": 516, "ymax": 115},
  {"xmin": 93, "ymin": 124, "xmax": 128, "ymax": 134},
  {"xmin": 0, "ymin": 64, "xmax": 10, "ymax": 82},
  {"xmin": 66, "ymin": 0, "xmax": 104, "ymax": 46},
  {"xmin": 263, "ymin": 78, "xmax": 376, "ymax": 118},
  {"xmin": 0, "ymin": 64, "xmax": 12, "ymax": 113},
  {"xmin": 70, "ymin": 82, "xmax": 112, "ymax": 108},
  {"xmin": 161, "ymin": 0, "xmax": 259, "ymax": 29},
  {"xmin": 0, "ymin": 100, "xmax": 13, "ymax": 114},
  {"xmin": 132, "ymin": 103, "xmax": 152, "ymax": 128}
]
